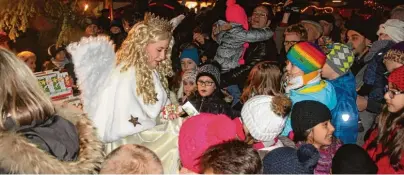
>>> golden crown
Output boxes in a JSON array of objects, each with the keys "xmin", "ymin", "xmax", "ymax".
[{"xmin": 143, "ymin": 13, "xmax": 173, "ymax": 32}]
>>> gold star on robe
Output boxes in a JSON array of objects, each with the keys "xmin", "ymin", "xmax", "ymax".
[{"xmin": 128, "ymin": 115, "xmax": 141, "ymax": 127}]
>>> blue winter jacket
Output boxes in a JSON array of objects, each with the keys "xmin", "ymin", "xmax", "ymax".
[
  {"xmin": 328, "ymin": 72, "xmax": 359, "ymax": 144},
  {"xmin": 281, "ymin": 80, "xmax": 337, "ymax": 136}
]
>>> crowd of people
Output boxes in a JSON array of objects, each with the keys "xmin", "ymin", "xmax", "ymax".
[{"xmin": 0, "ymin": 0, "xmax": 404, "ymax": 174}]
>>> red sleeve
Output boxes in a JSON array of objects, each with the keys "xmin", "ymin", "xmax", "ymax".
[{"xmin": 363, "ymin": 129, "xmax": 378, "ymax": 150}]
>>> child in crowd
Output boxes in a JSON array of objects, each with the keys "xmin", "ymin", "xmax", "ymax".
[
  {"xmin": 363, "ymin": 66, "xmax": 404, "ymax": 174},
  {"xmin": 321, "ymin": 43, "xmax": 359, "ymax": 144},
  {"xmin": 177, "ymin": 70, "xmax": 197, "ymax": 103},
  {"xmin": 178, "ymin": 113, "xmax": 244, "ymax": 174},
  {"xmin": 263, "ymin": 144, "xmax": 320, "ymax": 174},
  {"xmin": 236, "ymin": 61, "xmax": 282, "ymax": 110},
  {"xmin": 180, "ymin": 48, "xmax": 199, "ymax": 72},
  {"xmin": 384, "ymin": 41, "xmax": 404, "ymax": 73},
  {"xmin": 240, "ymin": 95, "xmax": 292, "ymax": 157},
  {"xmin": 187, "ymin": 63, "xmax": 239, "ymax": 119},
  {"xmin": 16, "ymin": 51, "xmax": 37, "ymax": 72},
  {"xmin": 281, "ymin": 42, "xmax": 337, "ymax": 137},
  {"xmin": 44, "ymin": 44, "xmax": 72, "ymax": 71},
  {"xmin": 332, "ymin": 144, "xmax": 378, "ymax": 174},
  {"xmin": 100, "ymin": 144, "xmax": 163, "ymax": 174},
  {"xmin": 213, "ymin": 0, "xmax": 273, "ymax": 71},
  {"xmin": 200, "ymin": 140, "xmax": 262, "ymax": 174},
  {"xmin": 291, "ymin": 100, "xmax": 342, "ymax": 174}
]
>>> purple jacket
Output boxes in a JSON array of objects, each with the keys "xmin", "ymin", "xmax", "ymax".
[{"xmin": 297, "ymin": 139, "xmax": 342, "ymax": 174}]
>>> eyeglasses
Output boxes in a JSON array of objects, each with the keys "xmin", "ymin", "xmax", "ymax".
[
  {"xmin": 197, "ymin": 80, "xmax": 214, "ymax": 87},
  {"xmin": 386, "ymin": 89, "xmax": 403, "ymax": 99},
  {"xmin": 385, "ymin": 86, "xmax": 403, "ymax": 99},
  {"xmin": 284, "ymin": 40, "xmax": 300, "ymax": 46},
  {"xmin": 252, "ymin": 12, "xmax": 267, "ymax": 18}
]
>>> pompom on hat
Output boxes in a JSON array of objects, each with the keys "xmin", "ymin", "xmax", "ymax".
[
  {"xmin": 287, "ymin": 42, "xmax": 326, "ymax": 74},
  {"xmin": 241, "ymin": 95, "xmax": 292, "ymax": 142},
  {"xmin": 263, "ymin": 144, "xmax": 320, "ymax": 174},
  {"xmin": 388, "ymin": 65, "xmax": 404, "ymax": 90},
  {"xmin": 178, "ymin": 113, "xmax": 243, "ymax": 173}
]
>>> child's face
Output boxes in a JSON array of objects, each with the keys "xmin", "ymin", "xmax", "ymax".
[
  {"xmin": 183, "ymin": 80, "xmax": 196, "ymax": 97},
  {"xmin": 384, "ymin": 60, "xmax": 403, "ymax": 73},
  {"xmin": 197, "ymin": 76, "xmax": 216, "ymax": 97},
  {"xmin": 309, "ymin": 120, "xmax": 335, "ymax": 148},
  {"xmin": 285, "ymin": 61, "xmax": 304, "ymax": 78},
  {"xmin": 321, "ymin": 63, "xmax": 338, "ymax": 80},
  {"xmin": 384, "ymin": 82, "xmax": 404, "ymax": 113},
  {"xmin": 181, "ymin": 58, "xmax": 197, "ymax": 72},
  {"xmin": 55, "ymin": 50, "xmax": 66, "ymax": 62},
  {"xmin": 20, "ymin": 56, "xmax": 36, "ymax": 72}
]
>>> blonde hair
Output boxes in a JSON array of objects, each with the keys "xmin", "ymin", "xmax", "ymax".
[
  {"xmin": 17, "ymin": 51, "xmax": 37, "ymax": 61},
  {"xmin": 100, "ymin": 144, "xmax": 163, "ymax": 174},
  {"xmin": 116, "ymin": 13, "xmax": 174, "ymax": 104},
  {"xmin": 0, "ymin": 48, "xmax": 54, "ymax": 130}
]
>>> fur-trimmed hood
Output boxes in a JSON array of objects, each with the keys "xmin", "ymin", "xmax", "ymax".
[{"xmin": 0, "ymin": 103, "xmax": 104, "ymax": 174}]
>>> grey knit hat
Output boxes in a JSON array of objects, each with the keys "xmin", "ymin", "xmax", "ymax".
[
  {"xmin": 197, "ymin": 63, "xmax": 221, "ymax": 86},
  {"xmin": 326, "ymin": 43, "xmax": 355, "ymax": 76}
]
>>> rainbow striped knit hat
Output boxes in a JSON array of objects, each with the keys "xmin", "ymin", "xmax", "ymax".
[{"xmin": 287, "ymin": 42, "xmax": 326, "ymax": 74}]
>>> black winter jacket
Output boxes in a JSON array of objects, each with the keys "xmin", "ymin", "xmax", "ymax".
[{"xmin": 187, "ymin": 91, "xmax": 240, "ymax": 119}]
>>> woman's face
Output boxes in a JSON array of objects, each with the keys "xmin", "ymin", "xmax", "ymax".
[
  {"xmin": 146, "ymin": 39, "xmax": 170, "ymax": 69},
  {"xmin": 384, "ymin": 82, "xmax": 404, "ymax": 113},
  {"xmin": 197, "ymin": 76, "xmax": 216, "ymax": 97},
  {"xmin": 55, "ymin": 50, "xmax": 66, "ymax": 62},
  {"xmin": 181, "ymin": 58, "xmax": 197, "ymax": 72},
  {"xmin": 285, "ymin": 61, "xmax": 304, "ymax": 78},
  {"xmin": 309, "ymin": 120, "xmax": 335, "ymax": 149},
  {"xmin": 251, "ymin": 6, "xmax": 269, "ymax": 29},
  {"xmin": 183, "ymin": 80, "xmax": 196, "ymax": 97}
]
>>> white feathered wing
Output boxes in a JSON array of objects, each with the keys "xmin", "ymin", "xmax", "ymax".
[{"xmin": 67, "ymin": 36, "xmax": 116, "ymax": 116}]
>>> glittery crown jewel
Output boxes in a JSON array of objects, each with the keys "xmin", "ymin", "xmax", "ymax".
[{"xmin": 143, "ymin": 13, "xmax": 173, "ymax": 32}]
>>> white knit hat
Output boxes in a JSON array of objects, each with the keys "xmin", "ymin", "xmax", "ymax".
[
  {"xmin": 377, "ymin": 19, "xmax": 404, "ymax": 43},
  {"xmin": 241, "ymin": 95, "xmax": 291, "ymax": 142}
]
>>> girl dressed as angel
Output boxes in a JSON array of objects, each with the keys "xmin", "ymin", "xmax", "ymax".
[{"xmin": 68, "ymin": 13, "xmax": 184, "ymax": 173}]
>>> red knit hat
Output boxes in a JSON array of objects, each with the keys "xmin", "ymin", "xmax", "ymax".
[
  {"xmin": 225, "ymin": 0, "xmax": 249, "ymax": 30},
  {"xmin": 388, "ymin": 66, "xmax": 404, "ymax": 90},
  {"xmin": 179, "ymin": 113, "xmax": 243, "ymax": 173}
]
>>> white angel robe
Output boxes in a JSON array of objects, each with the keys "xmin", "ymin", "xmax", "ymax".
[{"xmin": 68, "ymin": 37, "xmax": 182, "ymax": 173}]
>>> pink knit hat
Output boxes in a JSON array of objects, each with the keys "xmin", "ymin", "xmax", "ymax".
[
  {"xmin": 179, "ymin": 113, "xmax": 242, "ymax": 173},
  {"xmin": 226, "ymin": 0, "xmax": 249, "ymax": 30}
]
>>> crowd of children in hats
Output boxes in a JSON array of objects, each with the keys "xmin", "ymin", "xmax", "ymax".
[{"xmin": 1, "ymin": 0, "xmax": 404, "ymax": 174}]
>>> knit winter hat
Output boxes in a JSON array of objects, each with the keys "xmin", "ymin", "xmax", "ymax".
[
  {"xmin": 197, "ymin": 63, "xmax": 221, "ymax": 86},
  {"xmin": 345, "ymin": 17, "xmax": 379, "ymax": 42},
  {"xmin": 182, "ymin": 70, "xmax": 197, "ymax": 82},
  {"xmin": 326, "ymin": 43, "xmax": 355, "ymax": 76},
  {"xmin": 287, "ymin": 42, "xmax": 326, "ymax": 74},
  {"xmin": 48, "ymin": 44, "xmax": 66, "ymax": 58},
  {"xmin": 317, "ymin": 14, "xmax": 335, "ymax": 25},
  {"xmin": 377, "ymin": 19, "xmax": 404, "ymax": 43},
  {"xmin": 263, "ymin": 144, "xmax": 320, "ymax": 174},
  {"xmin": 180, "ymin": 48, "xmax": 200, "ymax": 65},
  {"xmin": 241, "ymin": 95, "xmax": 292, "ymax": 142},
  {"xmin": 179, "ymin": 113, "xmax": 241, "ymax": 173},
  {"xmin": 384, "ymin": 41, "xmax": 404, "ymax": 65},
  {"xmin": 291, "ymin": 100, "xmax": 332, "ymax": 135},
  {"xmin": 225, "ymin": 0, "xmax": 249, "ymax": 30},
  {"xmin": 388, "ymin": 65, "xmax": 404, "ymax": 90},
  {"xmin": 332, "ymin": 144, "xmax": 378, "ymax": 174}
]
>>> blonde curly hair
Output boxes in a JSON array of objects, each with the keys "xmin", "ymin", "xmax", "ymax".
[{"xmin": 116, "ymin": 13, "xmax": 174, "ymax": 105}]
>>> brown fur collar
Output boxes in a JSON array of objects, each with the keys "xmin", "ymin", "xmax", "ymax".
[{"xmin": 0, "ymin": 103, "xmax": 104, "ymax": 173}]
